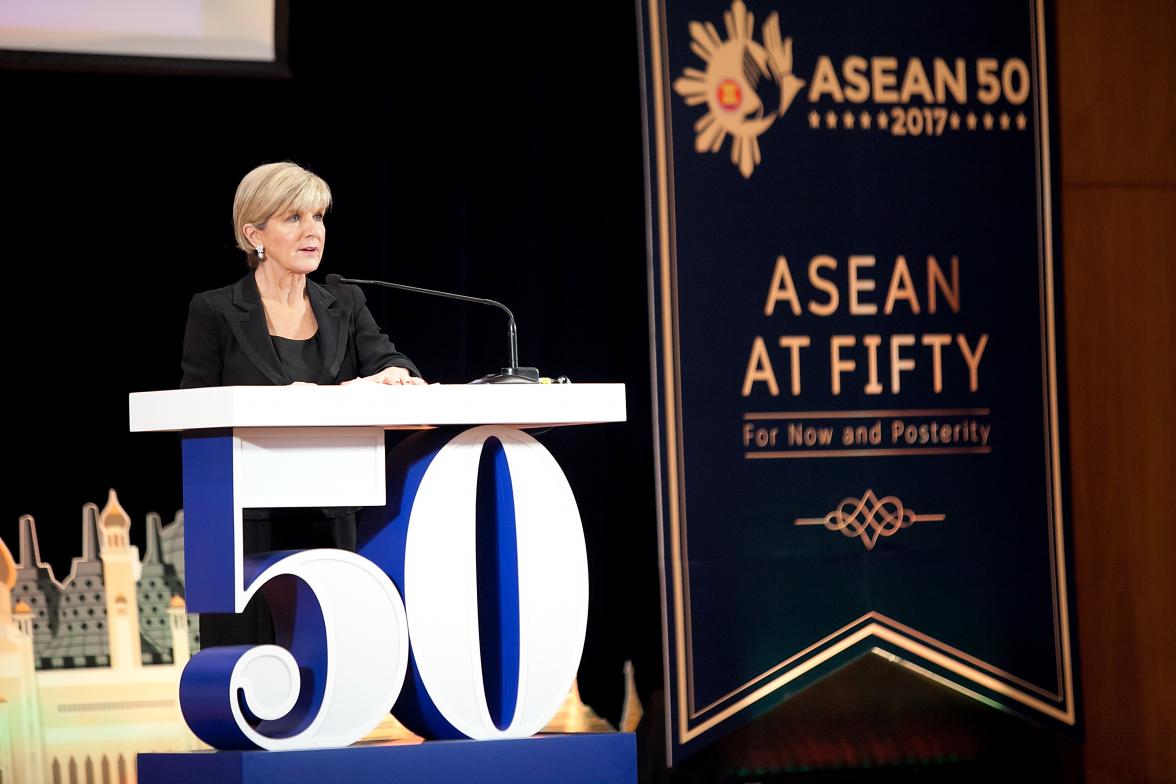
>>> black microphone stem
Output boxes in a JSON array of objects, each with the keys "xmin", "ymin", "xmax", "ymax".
[{"xmin": 331, "ymin": 274, "xmax": 534, "ymax": 382}]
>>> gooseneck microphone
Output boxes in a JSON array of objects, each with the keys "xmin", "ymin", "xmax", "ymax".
[{"xmin": 325, "ymin": 273, "xmax": 541, "ymax": 384}]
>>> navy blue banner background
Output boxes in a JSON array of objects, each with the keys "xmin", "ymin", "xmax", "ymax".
[{"xmin": 642, "ymin": 0, "xmax": 1076, "ymax": 761}]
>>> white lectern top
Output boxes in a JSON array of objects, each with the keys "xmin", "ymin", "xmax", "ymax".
[{"xmin": 129, "ymin": 383, "xmax": 627, "ymax": 432}]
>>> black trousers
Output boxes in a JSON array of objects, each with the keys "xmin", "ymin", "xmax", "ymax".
[{"xmin": 197, "ymin": 507, "xmax": 358, "ymax": 649}]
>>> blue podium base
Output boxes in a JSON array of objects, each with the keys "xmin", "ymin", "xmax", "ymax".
[{"xmin": 139, "ymin": 734, "xmax": 637, "ymax": 784}]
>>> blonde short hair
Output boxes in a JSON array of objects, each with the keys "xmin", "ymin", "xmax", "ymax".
[{"xmin": 232, "ymin": 161, "xmax": 333, "ymax": 268}]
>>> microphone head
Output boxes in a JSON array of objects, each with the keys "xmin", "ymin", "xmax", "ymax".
[{"xmin": 325, "ymin": 273, "xmax": 344, "ymax": 286}]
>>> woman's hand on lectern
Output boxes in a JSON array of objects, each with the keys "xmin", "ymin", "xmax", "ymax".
[{"xmin": 343, "ymin": 367, "xmax": 427, "ymax": 386}]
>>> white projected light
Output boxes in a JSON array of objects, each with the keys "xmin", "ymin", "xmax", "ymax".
[{"xmin": 0, "ymin": 0, "xmax": 275, "ymax": 62}]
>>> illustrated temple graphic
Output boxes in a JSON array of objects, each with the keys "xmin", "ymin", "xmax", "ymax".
[{"xmin": 0, "ymin": 491, "xmax": 200, "ymax": 784}]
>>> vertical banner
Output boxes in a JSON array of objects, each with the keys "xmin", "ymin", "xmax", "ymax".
[{"xmin": 639, "ymin": 0, "xmax": 1076, "ymax": 762}]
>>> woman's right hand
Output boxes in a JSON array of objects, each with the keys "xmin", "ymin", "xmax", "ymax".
[{"xmin": 342, "ymin": 367, "xmax": 426, "ymax": 386}]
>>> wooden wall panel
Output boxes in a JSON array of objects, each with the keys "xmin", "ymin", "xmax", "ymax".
[
  {"xmin": 1057, "ymin": 0, "xmax": 1176, "ymax": 185},
  {"xmin": 1062, "ymin": 188, "xmax": 1175, "ymax": 783},
  {"xmin": 1058, "ymin": 0, "xmax": 1175, "ymax": 781}
]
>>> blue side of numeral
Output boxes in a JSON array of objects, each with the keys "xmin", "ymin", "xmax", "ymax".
[
  {"xmin": 179, "ymin": 645, "xmax": 258, "ymax": 748},
  {"xmin": 181, "ymin": 430, "xmax": 235, "ymax": 612},
  {"xmin": 475, "ymin": 437, "xmax": 520, "ymax": 730}
]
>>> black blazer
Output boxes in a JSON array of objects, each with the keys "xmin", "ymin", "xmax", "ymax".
[{"xmin": 180, "ymin": 272, "xmax": 419, "ymax": 387}]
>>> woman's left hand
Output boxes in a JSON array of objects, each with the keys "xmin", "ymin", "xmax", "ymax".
[{"xmin": 344, "ymin": 367, "xmax": 426, "ymax": 385}]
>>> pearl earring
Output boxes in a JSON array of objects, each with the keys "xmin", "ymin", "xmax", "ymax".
[{"xmin": 255, "ymin": 245, "xmax": 265, "ymax": 260}]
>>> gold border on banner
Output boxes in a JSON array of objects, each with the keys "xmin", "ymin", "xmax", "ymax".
[{"xmin": 645, "ymin": 0, "xmax": 1076, "ymax": 753}]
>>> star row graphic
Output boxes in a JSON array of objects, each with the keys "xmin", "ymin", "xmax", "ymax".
[{"xmin": 806, "ymin": 109, "xmax": 1029, "ymax": 133}]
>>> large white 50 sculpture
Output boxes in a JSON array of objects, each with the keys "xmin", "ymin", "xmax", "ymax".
[{"xmin": 175, "ymin": 423, "xmax": 590, "ymax": 750}]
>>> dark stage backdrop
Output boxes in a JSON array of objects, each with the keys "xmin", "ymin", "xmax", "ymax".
[{"xmin": 0, "ymin": 2, "xmax": 660, "ymax": 727}]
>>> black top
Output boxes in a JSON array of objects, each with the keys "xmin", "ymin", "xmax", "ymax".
[{"xmin": 270, "ymin": 332, "xmax": 324, "ymax": 383}]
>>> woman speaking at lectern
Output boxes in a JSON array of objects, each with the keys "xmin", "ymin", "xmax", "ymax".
[{"xmin": 179, "ymin": 161, "xmax": 424, "ymax": 646}]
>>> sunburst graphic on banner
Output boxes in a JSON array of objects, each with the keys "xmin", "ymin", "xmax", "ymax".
[{"xmin": 673, "ymin": 0, "xmax": 805, "ymax": 178}]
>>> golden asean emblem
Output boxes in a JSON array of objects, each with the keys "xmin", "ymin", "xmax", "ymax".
[{"xmin": 673, "ymin": 0, "xmax": 805, "ymax": 178}]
